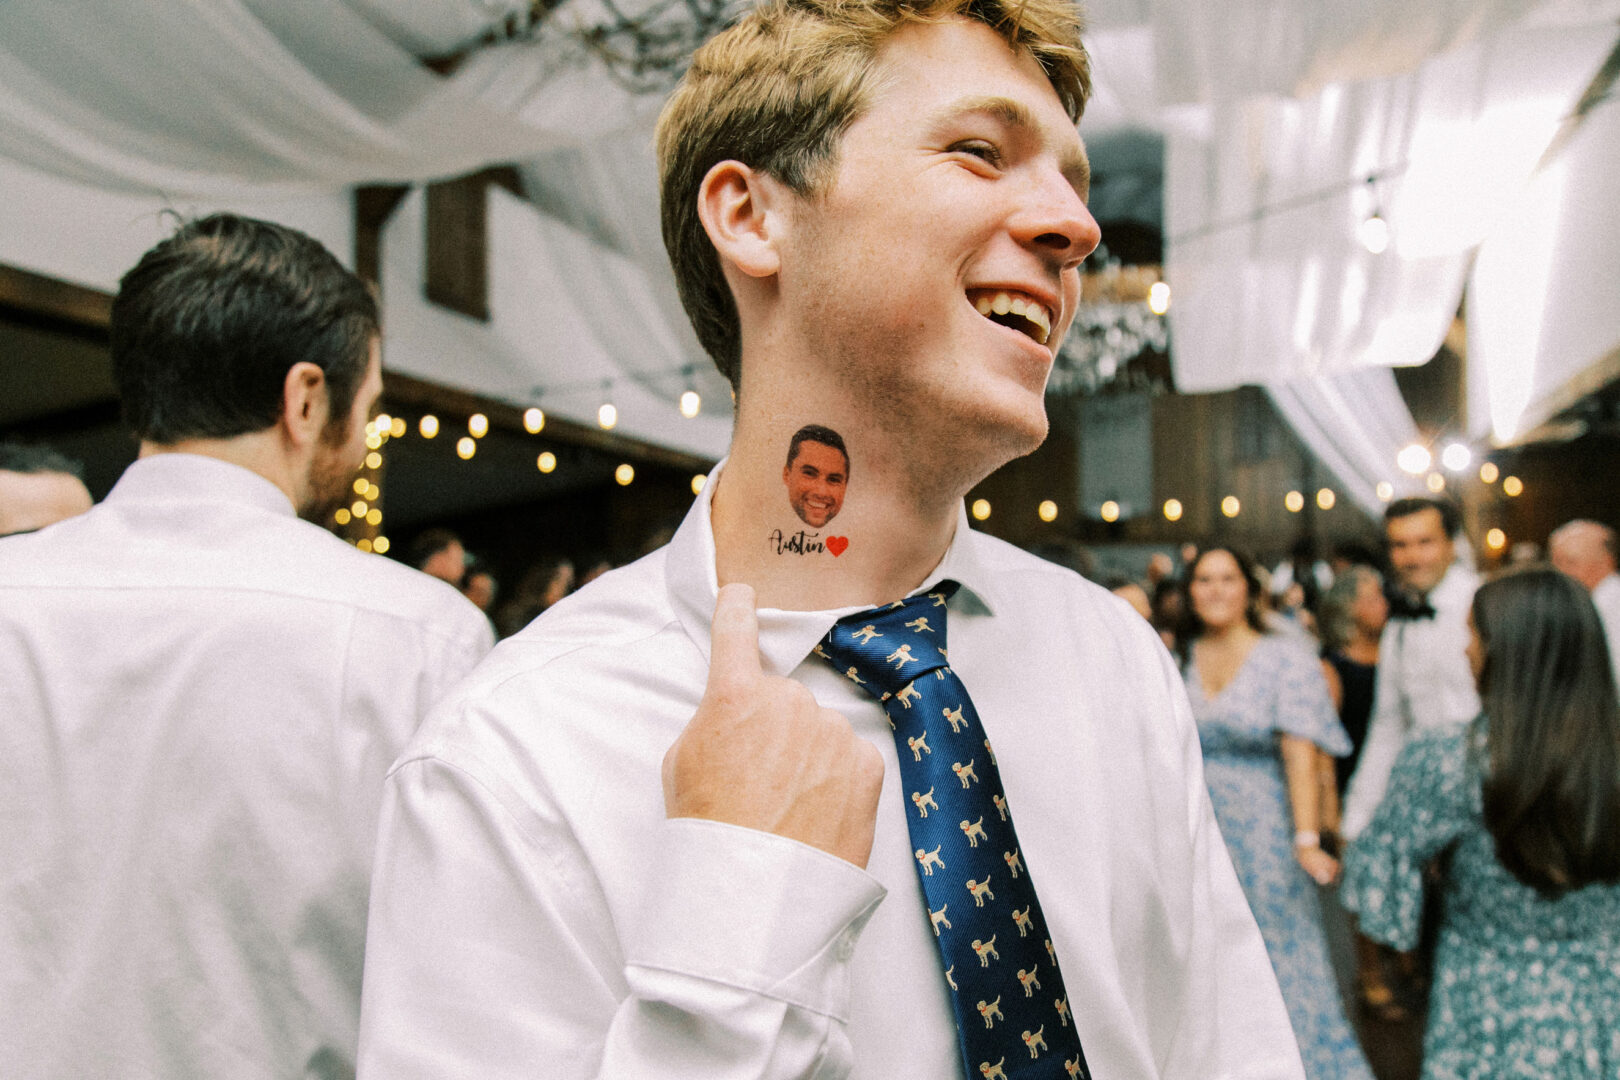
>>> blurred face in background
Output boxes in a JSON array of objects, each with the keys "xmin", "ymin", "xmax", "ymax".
[
  {"xmin": 1386, "ymin": 507, "xmax": 1455, "ymax": 596},
  {"xmin": 0, "ymin": 470, "xmax": 93, "ymax": 536},
  {"xmin": 1352, "ymin": 571, "xmax": 1390, "ymax": 638},
  {"xmin": 1189, "ymin": 549, "xmax": 1251, "ymax": 633}
]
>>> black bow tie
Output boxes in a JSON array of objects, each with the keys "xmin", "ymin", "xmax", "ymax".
[{"xmin": 1388, "ymin": 592, "xmax": 1437, "ymax": 620}]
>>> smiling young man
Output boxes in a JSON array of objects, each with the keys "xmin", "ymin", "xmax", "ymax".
[
  {"xmin": 357, "ymin": 2, "xmax": 1301, "ymax": 1077},
  {"xmin": 1340, "ymin": 497, "xmax": 1481, "ymax": 840}
]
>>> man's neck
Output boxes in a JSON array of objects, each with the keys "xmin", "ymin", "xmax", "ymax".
[
  {"xmin": 712, "ymin": 403, "xmax": 976, "ymax": 612},
  {"xmin": 140, "ymin": 433, "xmax": 303, "ymax": 511}
]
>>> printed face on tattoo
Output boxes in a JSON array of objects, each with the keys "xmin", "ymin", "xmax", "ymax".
[{"xmin": 783, "ymin": 431, "xmax": 849, "ymax": 528}]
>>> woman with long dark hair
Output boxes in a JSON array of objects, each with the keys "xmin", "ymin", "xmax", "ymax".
[
  {"xmin": 1343, "ymin": 567, "xmax": 1620, "ymax": 1076},
  {"xmin": 1178, "ymin": 547, "xmax": 1372, "ymax": 1080}
]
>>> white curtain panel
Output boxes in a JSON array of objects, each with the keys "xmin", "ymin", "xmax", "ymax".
[
  {"xmin": 1165, "ymin": 18, "xmax": 1616, "ymax": 394},
  {"xmin": 0, "ymin": 0, "xmax": 607, "ymax": 196},
  {"xmin": 1469, "ymin": 89, "xmax": 1620, "ymax": 444},
  {"xmin": 1265, "ymin": 370, "xmax": 1423, "ymax": 515}
]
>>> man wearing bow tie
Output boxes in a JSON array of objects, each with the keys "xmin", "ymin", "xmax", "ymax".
[{"xmin": 1340, "ymin": 497, "xmax": 1481, "ymax": 841}]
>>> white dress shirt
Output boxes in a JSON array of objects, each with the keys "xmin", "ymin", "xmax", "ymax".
[
  {"xmin": 1591, "ymin": 573, "xmax": 1620, "ymax": 684},
  {"xmin": 1340, "ymin": 563, "xmax": 1481, "ymax": 840},
  {"xmin": 0, "ymin": 454, "xmax": 493, "ymax": 1080},
  {"xmin": 357, "ymin": 464, "xmax": 1304, "ymax": 1080}
]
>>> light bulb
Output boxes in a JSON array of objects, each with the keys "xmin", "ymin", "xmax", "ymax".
[
  {"xmin": 419, "ymin": 415, "xmax": 439, "ymax": 439},
  {"xmin": 679, "ymin": 390, "xmax": 701, "ymax": 419},
  {"xmin": 1360, "ymin": 213, "xmax": 1390, "ymax": 254},
  {"xmin": 598, "ymin": 403, "xmax": 617, "ymax": 430},
  {"xmin": 523, "ymin": 408, "xmax": 545, "ymax": 434}
]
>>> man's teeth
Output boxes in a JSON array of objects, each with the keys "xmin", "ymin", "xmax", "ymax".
[{"xmin": 973, "ymin": 291, "xmax": 1052, "ymax": 344}]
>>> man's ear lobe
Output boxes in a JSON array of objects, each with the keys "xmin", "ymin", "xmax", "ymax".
[{"xmin": 697, "ymin": 160, "xmax": 782, "ymax": 280}]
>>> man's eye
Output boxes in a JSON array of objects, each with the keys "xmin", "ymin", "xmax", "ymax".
[{"xmin": 952, "ymin": 141, "xmax": 1003, "ymax": 167}]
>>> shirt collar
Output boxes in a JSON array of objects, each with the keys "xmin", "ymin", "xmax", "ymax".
[
  {"xmin": 666, "ymin": 458, "xmax": 997, "ymax": 678},
  {"xmin": 104, "ymin": 454, "xmax": 297, "ymax": 518}
]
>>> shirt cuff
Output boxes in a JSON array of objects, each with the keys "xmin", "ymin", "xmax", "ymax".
[{"xmin": 623, "ymin": 817, "xmax": 887, "ymax": 1020}]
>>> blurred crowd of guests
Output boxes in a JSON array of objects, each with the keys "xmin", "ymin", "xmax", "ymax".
[{"xmin": 1047, "ymin": 501, "xmax": 1620, "ymax": 1078}]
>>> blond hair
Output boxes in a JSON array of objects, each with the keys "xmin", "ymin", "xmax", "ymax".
[{"xmin": 656, "ymin": 0, "xmax": 1091, "ymax": 390}]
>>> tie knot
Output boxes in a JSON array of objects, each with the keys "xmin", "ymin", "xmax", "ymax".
[{"xmin": 815, "ymin": 581, "xmax": 958, "ymax": 698}]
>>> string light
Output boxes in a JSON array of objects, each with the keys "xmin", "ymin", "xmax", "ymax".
[
  {"xmin": 390, "ymin": 417, "xmax": 406, "ymax": 438},
  {"xmin": 1147, "ymin": 281, "xmax": 1171, "ymax": 315},
  {"xmin": 691, "ymin": 474, "xmax": 706, "ymax": 495},
  {"xmin": 615, "ymin": 463, "xmax": 635, "ymax": 486},
  {"xmin": 537, "ymin": 451, "xmax": 556, "ymax": 473},
  {"xmin": 1397, "ymin": 444, "xmax": 1431, "ymax": 475},
  {"xmin": 365, "ymin": 483, "xmax": 380, "ymax": 501},
  {"xmin": 1441, "ymin": 442, "xmax": 1471, "ymax": 472},
  {"xmin": 374, "ymin": 414, "xmax": 392, "ymax": 433},
  {"xmin": 1359, "ymin": 176, "xmax": 1390, "ymax": 254},
  {"xmin": 971, "ymin": 498, "xmax": 992, "ymax": 521},
  {"xmin": 679, "ymin": 390, "xmax": 701, "ymax": 419},
  {"xmin": 524, "ymin": 407, "xmax": 545, "ymax": 434},
  {"xmin": 365, "ymin": 508, "xmax": 382, "ymax": 526},
  {"xmin": 1037, "ymin": 500, "xmax": 1058, "ymax": 522},
  {"xmin": 1376, "ymin": 481, "xmax": 1394, "ymax": 501},
  {"xmin": 598, "ymin": 402, "xmax": 618, "ymax": 430},
  {"xmin": 419, "ymin": 415, "xmax": 439, "ymax": 439},
  {"xmin": 373, "ymin": 536, "xmax": 391, "ymax": 554},
  {"xmin": 353, "ymin": 478, "xmax": 368, "ymax": 495},
  {"xmin": 1284, "ymin": 491, "xmax": 1304, "ymax": 513},
  {"xmin": 1359, "ymin": 212, "xmax": 1390, "ymax": 254},
  {"xmin": 334, "ymin": 508, "xmax": 352, "ymax": 525},
  {"xmin": 1502, "ymin": 475, "xmax": 1524, "ymax": 497},
  {"xmin": 365, "ymin": 433, "xmax": 382, "ymax": 450},
  {"xmin": 1486, "ymin": 528, "xmax": 1506, "ymax": 551},
  {"xmin": 1480, "ymin": 462, "xmax": 1499, "ymax": 484},
  {"xmin": 456, "ymin": 437, "xmax": 476, "ymax": 460},
  {"xmin": 1221, "ymin": 495, "xmax": 1240, "ymax": 518},
  {"xmin": 1100, "ymin": 500, "xmax": 1120, "ymax": 523},
  {"xmin": 1163, "ymin": 498, "xmax": 1183, "ymax": 522},
  {"xmin": 1426, "ymin": 472, "xmax": 1446, "ymax": 493},
  {"xmin": 351, "ymin": 500, "xmax": 368, "ymax": 517},
  {"xmin": 1316, "ymin": 488, "xmax": 1336, "ymax": 510},
  {"xmin": 365, "ymin": 451, "xmax": 382, "ymax": 470},
  {"xmin": 357, "ymin": 538, "xmax": 373, "ymax": 552},
  {"xmin": 468, "ymin": 413, "xmax": 489, "ymax": 438}
]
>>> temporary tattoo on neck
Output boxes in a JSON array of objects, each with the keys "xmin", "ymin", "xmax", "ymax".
[{"xmin": 777, "ymin": 423, "xmax": 851, "ymax": 558}]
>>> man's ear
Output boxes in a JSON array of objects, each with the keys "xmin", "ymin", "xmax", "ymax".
[
  {"xmin": 280, "ymin": 362, "xmax": 330, "ymax": 449},
  {"xmin": 697, "ymin": 160, "xmax": 783, "ymax": 280}
]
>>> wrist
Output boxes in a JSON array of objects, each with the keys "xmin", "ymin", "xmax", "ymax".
[{"xmin": 1294, "ymin": 829, "xmax": 1321, "ymax": 850}]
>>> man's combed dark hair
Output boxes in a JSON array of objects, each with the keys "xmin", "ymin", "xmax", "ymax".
[
  {"xmin": 0, "ymin": 443, "xmax": 84, "ymax": 479},
  {"xmin": 1472, "ymin": 567, "xmax": 1620, "ymax": 896},
  {"xmin": 111, "ymin": 214, "xmax": 379, "ymax": 443},
  {"xmin": 1385, "ymin": 496, "xmax": 1462, "ymax": 539},
  {"xmin": 785, "ymin": 423, "xmax": 850, "ymax": 471}
]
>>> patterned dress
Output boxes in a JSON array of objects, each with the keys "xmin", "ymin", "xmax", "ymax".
[
  {"xmin": 1342, "ymin": 727, "xmax": 1620, "ymax": 1078},
  {"xmin": 1185, "ymin": 633, "xmax": 1373, "ymax": 1080}
]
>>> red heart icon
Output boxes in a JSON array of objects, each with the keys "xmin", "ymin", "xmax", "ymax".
[{"xmin": 826, "ymin": 536, "xmax": 849, "ymax": 556}]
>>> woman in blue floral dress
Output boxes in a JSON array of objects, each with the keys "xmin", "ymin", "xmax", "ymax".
[
  {"xmin": 1343, "ymin": 567, "xmax": 1620, "ymax": 1077},
  {"xmin": 1180, "ymin": 547, "xmax": 1373, "ymax": 1080}
]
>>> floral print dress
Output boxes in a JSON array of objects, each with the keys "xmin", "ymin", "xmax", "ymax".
[
  {"xmin": 1184, "ymin": 633, "xmax": 1373, "ymax": 1080},
  {"xmin": 1343, "ymin": 726, "xmax": 1620, "ymax": 1078}
]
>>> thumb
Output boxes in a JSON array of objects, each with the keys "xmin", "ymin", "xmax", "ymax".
[{"xmin": 706, "ymin": 582, "xmax": 763, "ymax": 694}]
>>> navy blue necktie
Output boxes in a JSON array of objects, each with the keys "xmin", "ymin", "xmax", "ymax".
[{"xmin": 817, "ymin": 582, "xmax": 1092, "ymax": 1080}]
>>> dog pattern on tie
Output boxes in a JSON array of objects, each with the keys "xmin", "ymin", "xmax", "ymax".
[{"xmin": 817, "ymin": 582, "xmax": 1092, "ymax": 1079}]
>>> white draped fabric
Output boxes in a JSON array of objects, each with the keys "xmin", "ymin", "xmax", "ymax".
[
  {"xmin": 1265, "ymin": 372, "xmax": 1422, "ymax": 515},
  {"xmin": 2, "ymin": 0, "xmax": 1618, "ymax": 473},
  {"xmin": 1469, "ymin": 91, "xmax": 1620, "ymax": 443}
]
